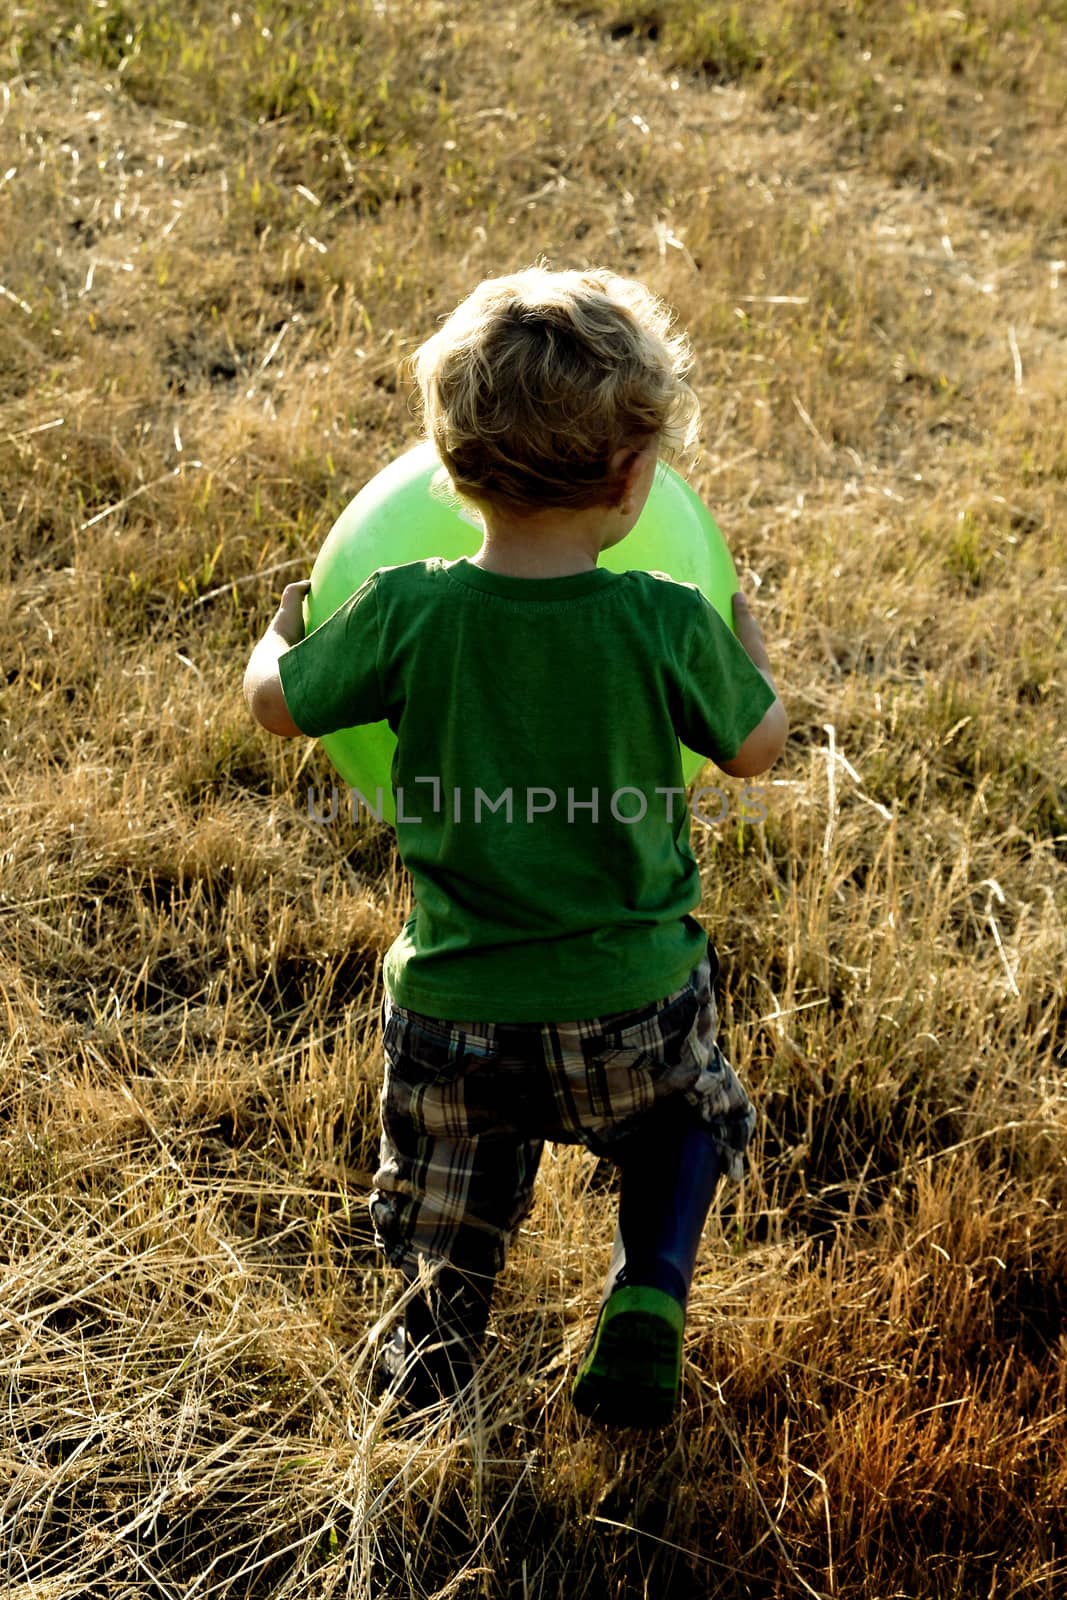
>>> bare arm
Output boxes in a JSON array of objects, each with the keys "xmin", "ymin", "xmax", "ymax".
[
  {"xmin": 715, "ymin": 592, "xmax": 788, "ymax": 778},
  {"xmin": 243, "ymin": 581, "xmax": 310, "ymax": 739}
]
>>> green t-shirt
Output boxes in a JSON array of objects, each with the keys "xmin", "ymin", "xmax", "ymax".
[{"xmin": 278, "ymin": 557, "xmax": 775, "ymax": 1022}]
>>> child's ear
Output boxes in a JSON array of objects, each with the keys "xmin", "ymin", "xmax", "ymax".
[
  {"xmin": 614, "ymin": 444, "xmax": 646, "ymax": 505},
  {"xmin": 612, "ymin": 443, "xmax": 655, "ymax": 511}
]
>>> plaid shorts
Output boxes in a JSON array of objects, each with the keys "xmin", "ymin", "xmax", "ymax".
[{"xmin": 369, "ymin": 944, "xmax": 756, "ymax": 1278}]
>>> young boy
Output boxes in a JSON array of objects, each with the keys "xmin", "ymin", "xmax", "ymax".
[{"xmin": 244, "ymin": 266, "xmax": 787, "ymax": 1428}]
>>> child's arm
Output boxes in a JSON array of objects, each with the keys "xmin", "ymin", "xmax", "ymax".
[
  {"xmin": 243, "ymin": 581, "xmax": 310, "ymax": 738},
  {"xmin": 715, "ymin": 593, "xmax": 788, "ymax": 778}
]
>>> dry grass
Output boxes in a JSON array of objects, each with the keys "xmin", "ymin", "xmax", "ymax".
[{"xmin": 1, "ymin": 1, "xmax": 1065, "ymax": 1595}]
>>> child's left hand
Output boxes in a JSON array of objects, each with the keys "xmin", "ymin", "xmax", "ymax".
[
  {"xmin": 274, "ymin": 580, "xmax": 311, "ymax": 646},
  {"xmin": 244, "ymin": 580, "xmax": 310, "ymax": 737}
]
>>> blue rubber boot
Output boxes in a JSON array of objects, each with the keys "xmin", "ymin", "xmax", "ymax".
[
  {"xmin": 572, "ymin": 1105, "xmax": 724, "ymax": 1427},
  {"xmin": 380, "ymin": 1264, "xmax": 495, "ymax": 1412}
]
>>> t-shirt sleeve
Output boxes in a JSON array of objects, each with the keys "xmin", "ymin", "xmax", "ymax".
[
  {"xmin": 277, "ymin": 574, "xmax": 385, "ymax": 737},
  {"xmin": 673, "ymin": 589, "xmax": 778, "ymax": 762}
]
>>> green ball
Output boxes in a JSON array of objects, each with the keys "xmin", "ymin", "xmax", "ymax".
[{"xmin": 305, "ymin": 442, "xmax": 738, "ymax": 823}]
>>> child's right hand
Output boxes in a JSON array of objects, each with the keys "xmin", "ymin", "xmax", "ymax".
[
  {"xmin": 732, "ymin": 593, "xmax": 774, "ymax": 683},
  {"xmin": 715, "ymin": 592, "xmax": 788, "ymax": 777}
]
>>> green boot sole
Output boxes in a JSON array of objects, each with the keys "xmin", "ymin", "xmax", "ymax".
[{"xmin": 571, "ymin": 1285, "xmax": 685, "ymax": 1429}]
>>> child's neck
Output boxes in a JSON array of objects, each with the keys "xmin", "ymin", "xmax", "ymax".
[{"xmin": 471, "ymin": 502, "xmax": 628, "ymax": 579}]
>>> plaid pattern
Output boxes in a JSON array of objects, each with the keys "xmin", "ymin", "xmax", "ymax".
[{"xmin": 369, "ymin": 944, "xmax": 756, "ymax": 1277}]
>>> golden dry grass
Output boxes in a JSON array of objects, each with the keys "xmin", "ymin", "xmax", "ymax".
[{"xmin": 1, "ymin": 2, "xmax": 1065, "ymax": 1595}]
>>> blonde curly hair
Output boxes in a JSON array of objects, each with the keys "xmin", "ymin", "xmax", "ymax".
[{"xmin": 413, "ymin": 266, "xmax": 699, "ymax": 514}]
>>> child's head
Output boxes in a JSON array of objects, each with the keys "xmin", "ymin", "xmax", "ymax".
[{"xmin": 414, "ymin": 266, "xmax": 699, "ymax": 517}]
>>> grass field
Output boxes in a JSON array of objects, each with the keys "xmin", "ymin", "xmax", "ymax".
[{"xmin": 1, "ymin": 2, "xmax": 1065, "ymax": 1595}]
